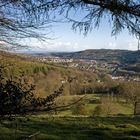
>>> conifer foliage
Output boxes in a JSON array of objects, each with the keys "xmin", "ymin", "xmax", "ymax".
[{"xmin": 0, "ymin": 64, "xmax": 63, "ymax": 118}]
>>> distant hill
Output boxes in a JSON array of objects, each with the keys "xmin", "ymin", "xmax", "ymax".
[
  {"xmin": 0, "ymin": 51, "xmax": 99, "ymax": 97},
  {"xmin": 52, "ymin": 49, "xmax": 140, "ymax": 64}
]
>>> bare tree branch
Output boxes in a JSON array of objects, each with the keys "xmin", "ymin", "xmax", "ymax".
[{"xmin": 0, "ymin": 0, "xmax": 139, "ymax": 49}]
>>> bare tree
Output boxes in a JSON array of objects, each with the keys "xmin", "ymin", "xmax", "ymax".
[
  {"xmin": 0, "ymin": 0, "xmax": 140, "ymax": 48},
  {"xmin": 21, "ymin": 0, "xmax": 140, "ymax": 37},
  {"xmin": 118, "ymin": 82, "xmax": 140, "ymax": 115},
  {"xmin": 0, "ymin": 0, "xmax": 52, "ymax": 49}
]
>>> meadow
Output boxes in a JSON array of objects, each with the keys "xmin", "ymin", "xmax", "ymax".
[
  {"xmin": 0, "ymin": 94, "xmax": 139, "ymax": 140},
  {"xmin": 0, "ymin": 116, "xmax": 140, "ymax": 140},
  {"xmin": 55, "ymin": 94, "xmax": 133, "ymax": 116}
]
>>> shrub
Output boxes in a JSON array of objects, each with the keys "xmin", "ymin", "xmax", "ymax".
[
  {"xmin": 92, "ymin": 96, "xmax": 119, "ymax": 116},
  {"xmin": 72, "ymin": 103, "xmax": 88, "ymax": 115},
  {"xmin": 93, "ymin": 105, "xmax": 103, "ymax": 116}
]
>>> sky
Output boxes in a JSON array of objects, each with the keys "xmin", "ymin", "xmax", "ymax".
[{"xmin": 21, "ymin": 13, "xmax": 139, "ymax": 53}]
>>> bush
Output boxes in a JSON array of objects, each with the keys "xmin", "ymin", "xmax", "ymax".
[
  {"xmin": 92, "ymin": 96, "xmax": 119, "ymax": 116},
  {"xmin": 72, "ymin": 103, "xmax": 88, "ymax": 115},
  {"xmin": 93, "ymin": 105, "xmax": 103, "ymax": 116}
]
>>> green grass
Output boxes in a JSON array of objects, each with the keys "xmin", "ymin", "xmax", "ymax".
[
  {"xmin": 0, "ymin": 94, "xmax": 134, "ymax": 139},
  {"xmin": 0, "ymin": 116, "xmax": 140, "ymax": 140},
  {"xmin": 56, "ymin": 94, "xmax": 133, "ymax": 116}
]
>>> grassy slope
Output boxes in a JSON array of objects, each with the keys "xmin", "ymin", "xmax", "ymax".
[
  {"xmin": 56, "ymin": 94, "xmax": 133, "ymax": 116},
  {"xmin": 0, "ymin": 116, "xmax": 140, "ymax": 140},
  {"xmin": 0, "ymin": 51, "xmax": 98, "ymax": 97}
]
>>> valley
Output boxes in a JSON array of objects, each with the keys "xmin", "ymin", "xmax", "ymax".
[
  {"xmin": 0, "ymin": 50, "xmax": 140, "ymax": 140},
  {"xmin": 23, "ymin": 49, "xmax": 140, "ymax": 82}
]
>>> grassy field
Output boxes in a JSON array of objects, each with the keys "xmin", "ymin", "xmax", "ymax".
[
  {"xmin": 0, "ymin": 95, "xmax": 138, "ymax": 140},
  {"xmin": 0, "ymin": 93, "xmax": 136, "ymax": 140},
  {"xmin": 0, "ymin": 116, "xmax": 140, "ymax": 140},
  {"xmin": 55, "ymin": 94, "xmax": 133, "ymax": 116}
]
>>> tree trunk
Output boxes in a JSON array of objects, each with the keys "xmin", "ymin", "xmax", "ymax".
[{"xmin": 134, "ymin": 101, "xmax": 137, "ymax": 116}]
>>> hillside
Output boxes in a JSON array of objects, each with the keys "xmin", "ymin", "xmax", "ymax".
[
  {"xmin": 52, "ymin": 49, "xmax": 140, "ymax": 64},
  {"xmin": 0, "ymin": 51, "xmax": 100, "ymax": 97},
  {"xmin": 51, "ymin": 49, "xmax": 140, "ymax": 76}
]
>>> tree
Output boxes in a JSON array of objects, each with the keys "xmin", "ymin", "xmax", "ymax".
[
  {"xmin": 0, "ymin": 64, "xmax": 63, "ymax": 118},
  {"xmin": 59, "ymin": 0, "xmax": 140, "ymax": 37},
  {"xmin": 0, "ymin": 0, "xmax": 139, "ymax": 48},
  {"xmin": 0, "ymin": 0, "xmax": 51, "ymax": 48},
  {"xmin": 118, "ymin": 82, "xmax": 140, "ymax": 115}
]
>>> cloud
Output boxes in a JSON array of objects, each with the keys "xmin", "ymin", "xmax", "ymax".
[
  {"xmin": 127, "ymin": 39, "xmax": 138, "ymax": 50},
  {"xmin": 104, "ymin": 42, "xmax": 117, "ymax": 49},
  {"xmin": 33, "ymin": 41, "xmax": 81, "ymax": 52},
  {"xmin": 50, "ymin": 41, "xmax": 80, "ymax": 52},
  {"xmin": 104, "ymin": 39, "xmax": 138, "ymax": 51},
  {"xmin": 108, "ymin": 42, "xmax": 117, "ymax": 48}
]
